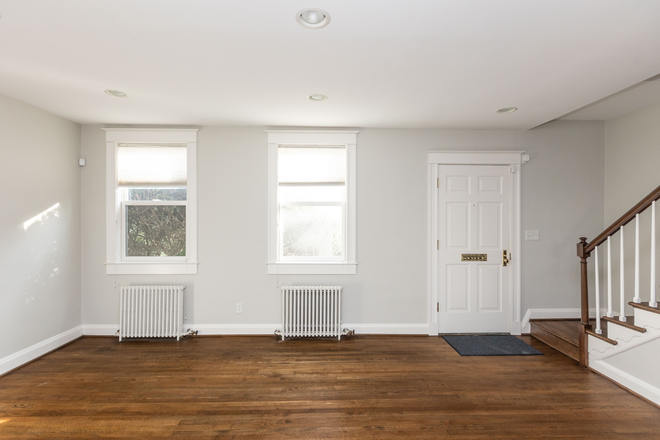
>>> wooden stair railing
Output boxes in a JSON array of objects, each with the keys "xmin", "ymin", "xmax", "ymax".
[{"xmin": 577, "ymin": 184, "xmax": 660, "ymax": 367}]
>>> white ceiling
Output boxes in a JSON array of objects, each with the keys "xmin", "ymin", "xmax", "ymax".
[{"xmin": 1, "ymin": 1, "xmax": 660, "ymax": 130}]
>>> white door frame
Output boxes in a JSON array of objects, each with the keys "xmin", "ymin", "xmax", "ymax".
[{"xmin": 427, "ymin": 151, "xmax": 526, "ymax": 335}]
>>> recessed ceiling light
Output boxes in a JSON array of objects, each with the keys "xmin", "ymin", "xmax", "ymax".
[
  {"xmin": 105, "ymin": 89, "xmax": 128, "ymax": 98},
  {"xmin": 296, "ymin": 8, "xmax": 331, "ymax": 29},
  {"xmin": 496, "ymin": 107, "xmax": 518, "ymax": 113},
  {"xmin": 308, "ymin": 94, "xmax": 328, "ymax": 101}
]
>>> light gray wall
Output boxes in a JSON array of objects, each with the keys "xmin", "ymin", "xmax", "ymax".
[
  {"xmin": 605, "ymin": 103, "xmax": 660, "ymax": 223},
  {"xmin": 603, "ymin": 103, "xmax": 660, "ymax": 315},
  {"xmin": 0, "ymin": 93, "xmax": 81, "ymax": 360},
  {"xmin": 81, "ymin": 121, "xmax": 604, "ymax": 330},
  {"xmin": 516, "ymin": 121, "xmax": 604, "ymax": 311}
]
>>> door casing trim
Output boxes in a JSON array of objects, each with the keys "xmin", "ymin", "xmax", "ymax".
[{"xmin": 427, "ymin": 151, "xmax": 525, "ymax": 335}]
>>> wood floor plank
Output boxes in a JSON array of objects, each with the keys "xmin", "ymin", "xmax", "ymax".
[{"xmin": 0, "ymin": 335, "xmax": 658, "ymax": 439}]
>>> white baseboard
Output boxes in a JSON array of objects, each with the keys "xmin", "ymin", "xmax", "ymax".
[
  {"xmin": 346, "ymin": 323, "xmax": 429, "ymax": 335},
  {"xmin": 83, "ymin": 324, "xmax": 119, "ymax": 336},
  {"xmin": 82, "ymin": 323, "xmax": 430, "ymax": 336},
  {"xmin": 591, "ymin": 359, "xmax": 660, "ymax": 406},
  {"xmin": 0, "ymin": 325, "xmax": 83, "ymax": 377},
  {"xmin": 193, "ymin": 324, "xmax": 280, "ymax": 335},
  {"xmin": 522, "ymin": 308, "xmax": 599, "ymax": 334},
  {"xmin": 82, "ymin": 323, "xmax": 279, "ymax": 337}
]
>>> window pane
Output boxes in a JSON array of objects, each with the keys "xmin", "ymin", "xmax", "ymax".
[
  {"xmin": 128, "ymin": 188, "xmax": 187, "ymax": 201},
  {"xmin": 281, "ymin": 205, "xmax": 342, "ymax": 257},
  {"xmin": 278, "ymin": 147, "xmax": 345, "ymax": 184},
  {"xmin": 126, "ymin": 205, "xmax": 186, "ymax": 257},
  {"xmin": 279, "ymin": 185, "xmax": 344, "ymax": 203}
]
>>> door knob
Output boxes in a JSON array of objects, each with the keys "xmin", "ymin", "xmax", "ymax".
[{"xmin": 503, "ymin": 250, "xmax": 509, "ymax": 267}]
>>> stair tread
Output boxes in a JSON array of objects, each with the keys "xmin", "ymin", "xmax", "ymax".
[
  {"xmin": 629, "ymin": 301, "xmax": 660, "ymax": 315},
  {"xmin": 586, "ymin": 328, "xmax": 618, "ymax": 345},
  {"xmin": 602, "ymin": 315, "xmax": 646, "ymax": 333},
  {"xmin": 529, "ymin": 319, "xmax": 580, "ymax": 345},
  {"xmin": 529, "ymin": 318, "xmax": 606, "ymax": 345},
  {"xmin": 529, "ymin": 320, "xmax": 580, "ymax": 361}
]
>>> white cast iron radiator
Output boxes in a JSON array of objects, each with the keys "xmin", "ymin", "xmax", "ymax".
[
  {"xmin": 119, "ymin": 285, "xmax": 185, "ymax": 341},
  {"xmin": 276, "ymin": 286, "xmax": 352, "ymax": 340}
]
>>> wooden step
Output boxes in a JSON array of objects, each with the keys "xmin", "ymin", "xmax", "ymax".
[
  {"xmin": 530, "ymin": 318, "xmax": 615, "ymax": 359},
  {"xmin": 530, "ymin": 319, "xmax": 580, "ymax": 361},
  {"xmin": 629, "ymin": 301, "xmax": 660, "ymax": 315},
  {"xmin": 602, "ymin": 315, "xmax": 646, "ymax": 333}
]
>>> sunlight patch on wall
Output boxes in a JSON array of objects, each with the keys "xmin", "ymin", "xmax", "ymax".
[{"xmin": 23, "ymin": 203, "xmax": 60, "ymax": 230}]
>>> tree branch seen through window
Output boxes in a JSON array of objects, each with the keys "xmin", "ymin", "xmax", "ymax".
[{"xmin": 125, "ymin": 189, "xmax": 186, "ymax": 257}]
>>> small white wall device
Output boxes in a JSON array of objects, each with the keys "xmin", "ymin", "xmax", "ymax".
[{"xmin": 79, "ymin": 158, "xmax": 86, "ymax": 167}]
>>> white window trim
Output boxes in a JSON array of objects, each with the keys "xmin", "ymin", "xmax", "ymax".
[
  {"xmin": 104, "ymin": 128, "xmax": 199, "ymax": 275},
  {"xmin": 267, "ymin": 130, "xmax": 358, "ymax": 275}
]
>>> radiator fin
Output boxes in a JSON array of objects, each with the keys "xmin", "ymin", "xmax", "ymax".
[
  {"xmin": 119, "ymin": 286, "xmax": 184, "ymax": 341},
  {"xmin": 279, "ymin": 286, "xmax": 344, "ymax": 340}
]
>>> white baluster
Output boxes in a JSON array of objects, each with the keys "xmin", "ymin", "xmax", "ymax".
[
  {"xmin": 651, "ymin": 201, "xmax": 657, "ymax": 307},
  {"xmin": 607, "ymin": 236, "xmax": 613, "ymax": 318},
  {"xmin": 634, "ymin": 214, "xmax": 641, "ymax": 303},
  {"xmin": 594, "ymin": 246, "xmax": 602, "ymax": 334},
  {"xmin": 620, "ymin": 228, "xmax": 627, "ymax": 322}
]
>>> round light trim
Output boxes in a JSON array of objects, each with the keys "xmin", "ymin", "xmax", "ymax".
[
  {"xmin": 296, "ymin": 8, "xmax": 331, "ymax": 29},
  {"xmin": 496, "ymin": 107, "xmax": 518, "ymax": 113},
  {"xmin": 308, "ymin": 94, "xmax": 328, "ymax": 101},
  {"xmin": 105, "ymin": 89, "xmax": 128, "ymax": 98}
]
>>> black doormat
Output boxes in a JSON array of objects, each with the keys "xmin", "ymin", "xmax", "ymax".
[{"xmin": 442, "ymin": 335, "xmax": 543, "ymax": 356}]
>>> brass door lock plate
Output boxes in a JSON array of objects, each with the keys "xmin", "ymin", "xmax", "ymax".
[{"xmin": 461, "ymin": 254, "xmax": 487, "ymax": 262}]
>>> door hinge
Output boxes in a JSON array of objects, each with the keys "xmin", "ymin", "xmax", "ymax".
[
  {"xmin": 437, "ymin": 177, "xmax": 439, "ymax": 188},
  {"xmin": 509, "ymin": 165, "xmax": 516, "ymax": 173},
  {"xmin": 437, "ymin": 240, "xmax": 439, "ymax": 250},
  {"xmin": 437, "ymin": 302, "xmax": 439, "ymax": 312}
]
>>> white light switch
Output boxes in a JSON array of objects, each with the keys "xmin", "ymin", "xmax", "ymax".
[{"xmin": 525, "ymin": 230, "xmax": 540, "ymax": 241}]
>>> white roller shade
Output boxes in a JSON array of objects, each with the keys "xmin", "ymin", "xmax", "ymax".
[
  {"xmin": 117, "ymin": 146, "xmax": 187, "ymax": 187},
  {"xmin": 278, "ymin": 146, "xmax": 345, "ymax": 185}
]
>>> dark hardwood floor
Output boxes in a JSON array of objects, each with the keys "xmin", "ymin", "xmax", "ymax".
[{"xmin": 0, "ymin": 335, "xmax": 658, "ymax": 439}]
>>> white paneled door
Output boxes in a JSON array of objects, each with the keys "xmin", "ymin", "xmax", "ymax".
[{"xmin": 438, "ymin": 165, "xmax": 511, "ymax": 333}]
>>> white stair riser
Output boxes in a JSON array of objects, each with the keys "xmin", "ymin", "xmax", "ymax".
[
  {"xmin": 607, "ymin": 323, "xmax": 644, "ymax": 342},
  {"xmin": 633, "ymin": 309, "xmax": 660, "ymax": 329},
  {"xmin": 588, "ymin": 335, "xmax": 618, "ymax": 359},
  {"xmin": 589, "ymin": 326, "xmax": 660, "ymax": 361}
]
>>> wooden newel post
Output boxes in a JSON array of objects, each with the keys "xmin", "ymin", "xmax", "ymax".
[{"xmin": 577, "ymin": 237, "xmax": 591, "ymax": 368}]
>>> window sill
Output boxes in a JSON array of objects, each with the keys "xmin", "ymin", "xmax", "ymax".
[
  {"xmin": 267, "ymin": 263, "xmax": 357, "ymax": 275},
  {"xmin": 106, "ymin": 262, "xmax": 198, "ymax": 275}
]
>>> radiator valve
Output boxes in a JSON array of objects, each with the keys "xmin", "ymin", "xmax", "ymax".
[{"xmin": 182, "ymin": 329, "xmax": 199, "ymax": 338}]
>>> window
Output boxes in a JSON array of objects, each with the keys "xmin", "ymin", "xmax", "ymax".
[
  {"xmin": 105, "ymin": 129, "xmax": 198, "ymax": 274},
  {"xmin": 267, "ymin": 130, "xmax": 357, "ymax": 274}
]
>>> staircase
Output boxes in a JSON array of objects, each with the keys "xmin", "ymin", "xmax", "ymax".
[
  {"xmin": 530, "ymin": 318, "xmax": 604, "ymax": 362},
  {"xmin": 587, "ymin": 302, "xmax": 660, "ymax": 404},
  {"xmin": 573, "ymin": 184, "xmax": 660, "ymax": 405}
]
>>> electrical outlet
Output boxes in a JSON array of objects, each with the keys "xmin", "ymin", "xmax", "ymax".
[
  {"xmin": 525, "ymin": 230, "xmax": 540, "ymax": 241},
  {"xmin": 236, "ymin": 303, "xmax": 243, "ymax": 314}
]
